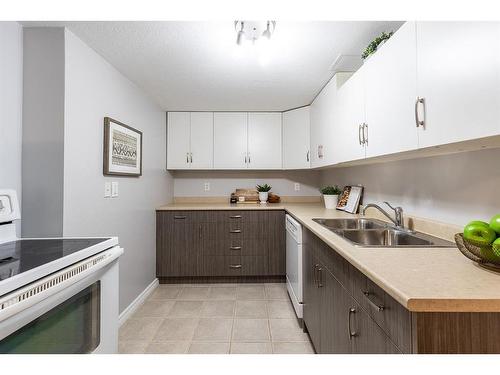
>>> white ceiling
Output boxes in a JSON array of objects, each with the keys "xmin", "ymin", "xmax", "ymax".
[{"xmin": 22, "ymin": 21, "xmax": 403, "ymax": 111}]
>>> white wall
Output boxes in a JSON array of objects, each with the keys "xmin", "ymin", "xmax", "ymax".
[
  {"xmin": 320, "ymin": 148, "xmax": 500, "ymax": 226},
  {"xmin": 173, "ymin": 170, "xmax": 321, "ymax": 198},
  {"xmin": 0, "ymin": 22, "xmax": 23, "ymax": 234},
  {"xmin": 62, "ymin": 30, "xmax": 173, "ymax": 312}
]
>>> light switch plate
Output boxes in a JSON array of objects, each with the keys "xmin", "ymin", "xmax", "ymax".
[
  {"xmin": 294, "ymin": 183, "xmax": 300, "ymax": 191},
  {"xmin": 111, "ymin": 181, "xmax": 119, "ymax": 197},
  {"xmin": 204, "ymin": 182, "xmax": 210, "ymax": 192},
  {"xmin": 104, "ymin": 182, "xmax": 111, "ymax": 198}
]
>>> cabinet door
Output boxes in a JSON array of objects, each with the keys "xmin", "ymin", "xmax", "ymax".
[
  {"xmin": 213, "ymin": 112, "xmax": 248, "ymax": 169},
  {"xmin": 319, "ymin": 267, "xmax": 351, "ymax": 354},
  {"xmin": 190, "ymin": 112, "xmax": 213, "ymax": 169},
  {"xmin": 247, "ymin": 112, "xmax": 282, "ymax": 169},
  {"xmin": 168, "ymin": 214, "xmax": 197, "ymax": 277},
  {"xmin": 416, "ymin": 22, "xmax": 500, "ymax": 148},
  {"xmin": 303, "ymin": 243, "xmax": 321, "ymax": 352},
  {"xmin": 283, "ymin": 107, "xmax": 310, "ymax": 169},
  {"xmin": 167, "ymin": 112, "xmax": 190, "ymax": 169},
  {"xmin": 364, "ymin": 22, "xmax": 418, "ymax": 158},
  {"xmin": 335, "ymin": 70, "xmax": 366, "ymax": 163}
]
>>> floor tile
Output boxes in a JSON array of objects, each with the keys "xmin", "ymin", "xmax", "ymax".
[
  {"xmin": 235, "ymin": 300, "xmax": 268, "ymax": 318},
  {"xmin": 149, "ymin": 286, "xmax": 183, "ymax": 300},
  {"xmin": 133, "ymin": 300, "xmax": 175, "ymax": 318},
  {"xmin": 192, "ymin": 318, "xmax": 233, "ymax": 341},
  {"xmin": 169, "ymin": 301, "xmax": 203, "ymax": 317},
  {"xmin": 145, "ymin": 341, "xmax": 190, "ymax": 354},
  {"xmin": 188, "ymin": 342, "xmax": 230, "ymax": 354},
  {"xmin": 154, "ymin": 318, "xmax": 199, "ymax": 341},
  {"xmin": 236, "ymin": 285, "xmax": 266, "ymax": 300},
  {"xmin": 230, "ymin": 342, "xmax": 272, "ymax": 354},
  {"xmin": 207, "ymin": 287, "xmax": 237, "ymax": 300},
  {"xmin": 267, "ymin": 300, "xmax": 296, "ymax": 319},
  {"xmin": 201, "ymin": 300, "xmax": 235, "ymax": 317},
  {"xmin": 232, "ymin": 319, "xmax": 270, "ymax": 342},
  {"xmin": 269, "ymin": 319, "xmax": 309, "ymax": 342},
  {"xmin": 119, "ymin": 317, "xmax": 163, "ymax": 341},
  {"xmin": 272, "ymin": 342, "xmax": 315, "ymax": 354},
  {"xmin": 177, "ymin": 286, "xmax": 210, "ymax": 300},
  {"xmin": 118, "ymin": 340, "xmax": 149, "ymax": 354},
  {"xmin": 265, "ymin": 284, "xmax": 289, "ymax": 300}
]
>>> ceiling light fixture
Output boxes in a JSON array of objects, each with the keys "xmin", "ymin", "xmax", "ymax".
[{"xmin": 234, "ymin": 21, "xmax": 276, "ymax": 46}]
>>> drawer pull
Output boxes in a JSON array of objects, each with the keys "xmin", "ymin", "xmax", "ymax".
[
  {"xmin": 229, "ymin": 264, "xmax": 242, "ymax": 269},
  {"xmin": 230, "ymin": 215, "xmax": 242, "ymax": 219},
  {"xmin": 174, "ymin": 215, "xmax": 187, "ymax": 220},
  {"xmin": 230, "ymin": 246, "xmax": 242, "ymax": 250},
  {"xmin": 230, "ymin": 229, "xmax": 241, "ymax": 233},
  {"xmin": 362, "ymin": 291, "xmax": 385, "ymax": 312},
  {"xmin": 348, "ymin": 307, "xmax": 357, "ymax": 339}
]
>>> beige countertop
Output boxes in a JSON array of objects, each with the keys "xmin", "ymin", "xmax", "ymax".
[{"xmin": 157, "ymin": 202, "xmax": 500, "ymax": 313}]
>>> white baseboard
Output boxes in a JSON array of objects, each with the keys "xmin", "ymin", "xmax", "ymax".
[{"xmin": 119, "ymin": 278, "xmax": 159, "ymax": 326}]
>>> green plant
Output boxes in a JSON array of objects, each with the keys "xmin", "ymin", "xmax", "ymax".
[
  {"xmin": 320, "ymin": 185, "xmax": 342, "ymax": 195},
  {"xmin": 361, "ymin": 31, "xmax": 394, "ymax": 59},
  {"xmin": 256, "ymin": 184, "xmax": 272, "ymax": 192}
]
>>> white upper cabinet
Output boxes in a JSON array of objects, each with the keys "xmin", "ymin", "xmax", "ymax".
[
  {"xmin": 190, "ymin": 112, "xmax": 214, "ymax": 169},
  {"xmin": 167, "ymin": 112, "xmax": 213, "ymax": 169},
  {"xmin": 416, "ymin": 22, "xmax": 500, "ymax": 148},
  {"xmin": 167, "ymin": 112, "xmax": 191, "ymax": 169},
  {"xmin": 364, "ymin": 21, "xmax": 418, "ymax": 158},
  {"xmin": 247, "ymin": 112, "xmax": 282, "ymax": 169},
  {"xmin": 213, "ymin": 112, "xmax": 248, "ymax": 169},
  {"xmin": 335, "ymin": 69, "xmax": 366, "ymax": 163},
  {"xmin": 283, "ymin": 106, "xmax": 311, "ymax": 169}
]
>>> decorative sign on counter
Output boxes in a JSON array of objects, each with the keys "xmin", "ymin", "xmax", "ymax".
[{"xmin": 337, "ymin": 185, "xmax": 363, "ymax": 214}]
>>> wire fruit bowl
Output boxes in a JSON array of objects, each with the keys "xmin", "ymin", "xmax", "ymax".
[{"xmin": 455, "ymin": 233, "xmax": 500, "ymax": 272}]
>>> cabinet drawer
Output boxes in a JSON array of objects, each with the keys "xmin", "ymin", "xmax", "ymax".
[
  {"xmin": 355, "ymin": 276, "xmax": 412, "ymax": 353},
  {"xmin": 199, "ymin": 256, "xmax": 242, "ymax": 276}
]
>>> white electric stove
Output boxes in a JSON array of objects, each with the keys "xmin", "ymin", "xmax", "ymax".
[{"xmin": 0, "ymin": 189, "xmax": 123, "ymax": 354}]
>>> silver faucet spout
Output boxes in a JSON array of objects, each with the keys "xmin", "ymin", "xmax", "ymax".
[{"xmin": 362, "ymin": 202, "xmax": 404, "ymax": 229}]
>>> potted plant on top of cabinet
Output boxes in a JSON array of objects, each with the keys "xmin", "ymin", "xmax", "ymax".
[
  {"xmin": 361, "ymin": 31, "xmax": 394, "ymax": 60},
  {"xmin": 256, "ymin": 184, "xmax": 272, "ymax": 204},
  {"xmin": 320, "ymin": 185, "xmax": 342, "ymax": 209}
]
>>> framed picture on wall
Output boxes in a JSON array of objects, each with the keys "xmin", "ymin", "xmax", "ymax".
[{"xmin": 103, "ymin": 117, "xmax": 142, "ymax": 177}]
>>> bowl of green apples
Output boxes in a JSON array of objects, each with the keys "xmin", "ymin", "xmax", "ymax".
[{"xmin": 455, "ymin": 214, "xmax": 500, "ymax": 271}]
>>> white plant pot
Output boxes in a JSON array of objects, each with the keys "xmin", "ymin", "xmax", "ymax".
[
  {"xmin": 323, "ymin": 194, "xmax": 339, "ymax": 209},
  {"xmin": 259, "ymin": 192, "xmax": 269, "ymax": 204}
]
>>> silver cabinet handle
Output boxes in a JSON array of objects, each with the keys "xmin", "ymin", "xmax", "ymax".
[
  {"xmin": 244, "ymin": 154, "xmax": 247, "ymax": 164},
  {"xmin": 248, "ymin": 152, "xmax": 251, "ymax": 163},
  {"xmin": 358, "ymin": 124, "xmax": 363, "ymax": 145},
  {"xmin": 362, "ymin": 291, "xmax": 385, "ymax": 312},
  {"xmin": 174, "ymin": 215, "xmax": 186, "ymax": 220},
  {"xmin": 229, "ymin": 215, "xmax": 242, "ymax": 219},
  {"xmin": 230, "ymin": 229, "xmax": 241, "ymax": 233},
  {"xmin": 190, "ymin": 152, "xmax": 193, "ymax": 163},
  {"xmin": 363, "ymin": 123, "xmax": 368, "ymax": 146},
  {"xmin": 348, "ymin": 307, "xmax": 357, "ymax": 340},
  {"xmin": 415, "ymin": 97, "xmax": 425, "ymax": 128},
  {"xmin": 229, "ymin": 264, "xmax": 242, "ymax": 269},
  {"xmin": 229, "ymin": 246, "xmax": 242, "ymax": 250},
  {"xmin": 317, "ymin": 267, "xmax": 324, "ymax": 288},
  {"xmin": 306, "ymin": 150, "xmax": 310, "ymax": 162},
  {"xmin": 186, "ymin": 152, "xmax": 189, "ymax": 163}
]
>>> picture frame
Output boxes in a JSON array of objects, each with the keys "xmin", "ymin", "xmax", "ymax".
[{"xmin": 103, "ymin": 117, "xmax": 142, "ymax": 177}]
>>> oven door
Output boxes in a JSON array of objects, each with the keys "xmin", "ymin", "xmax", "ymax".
[{"xmin": 0, "ymin": 247, "xmax": 122, "ymax": 354}]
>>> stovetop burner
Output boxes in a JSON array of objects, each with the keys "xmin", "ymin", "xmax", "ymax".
[{"xmin": 0, "ymin": 238, "xmax": 110, "ymax": 281}]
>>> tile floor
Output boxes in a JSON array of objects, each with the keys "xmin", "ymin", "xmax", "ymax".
[{"xmin": 119, "ymin": 283, "xmax": 315, "ymax": 354}]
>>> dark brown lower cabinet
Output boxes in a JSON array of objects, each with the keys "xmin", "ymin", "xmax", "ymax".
[
  {"xmin": 303, "ymin": 228, "xmax": 500, "ymax": 354},
  {"xmin": 156, "ymin": 210, "xmax": 285, "ymax": 280}
]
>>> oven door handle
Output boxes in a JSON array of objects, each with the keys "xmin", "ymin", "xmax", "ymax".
[{"xmin": 0, "ymin": 246, "xmax": 124, "ymax": 323}]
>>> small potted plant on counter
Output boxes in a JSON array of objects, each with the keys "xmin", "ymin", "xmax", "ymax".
[
  {"xmin": 256, "ymin": 184, "xmax": 272, "ymax": 204},
  {"xmin": 320, "ymin": 185, "xmax": 342, "ymax": 209}
]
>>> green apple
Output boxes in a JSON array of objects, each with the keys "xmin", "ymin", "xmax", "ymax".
[
  {"xmin": 489, "ymin": 214, "xmax": 500, "ymax": 236},
  {"xmin": 468, "ymin": 220, "xmax": 489, "ymax": 227},
  {"xmin": 492, "ymin": 238, "xmax": 500, "ymax": 258},
  {"xmin": 463, "ymin": 222, "xmax": 497, "ymax": 247}
]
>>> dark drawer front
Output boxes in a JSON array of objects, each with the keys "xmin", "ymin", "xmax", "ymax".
[{"xmin": 199, "ymin": 256, "xmax": 242, "ymax": 277}]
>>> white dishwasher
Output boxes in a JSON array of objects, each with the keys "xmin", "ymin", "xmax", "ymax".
[{"xmin": 285, "ymin": 214, "xmax": 303, "ymax": 320}]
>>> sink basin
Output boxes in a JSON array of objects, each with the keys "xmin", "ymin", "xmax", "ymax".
[
  {"xmin": 312, "ymin": 218, "xmax": 388, "ymax": 230},
  {"xmin": 312, "ymin": 218, "xmax": 455, "ymax": 248},
  {"xmin": 340, "ymin": 228, "xmax": 455, "ymax": 248}
]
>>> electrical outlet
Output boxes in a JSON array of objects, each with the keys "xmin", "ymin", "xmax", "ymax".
[
  {"xmin": 294, "ymin": 183, "xmax": 301, "ymax": 191},
  {"xmin": 104, "ymin": 182, "xmax": 111, "ymax": 198},
  {"xmin": 111, "ymin": 181, "xmax": 119, "ymax": 197},
  {"xmin": 204, "ymin": 182, "xmax": 210, "ymax": 192}
]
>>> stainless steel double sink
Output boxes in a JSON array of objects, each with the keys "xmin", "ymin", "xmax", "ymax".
[{"xmin": 312, "ymin": 218, "xmax": 455, "ymax": 248}]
